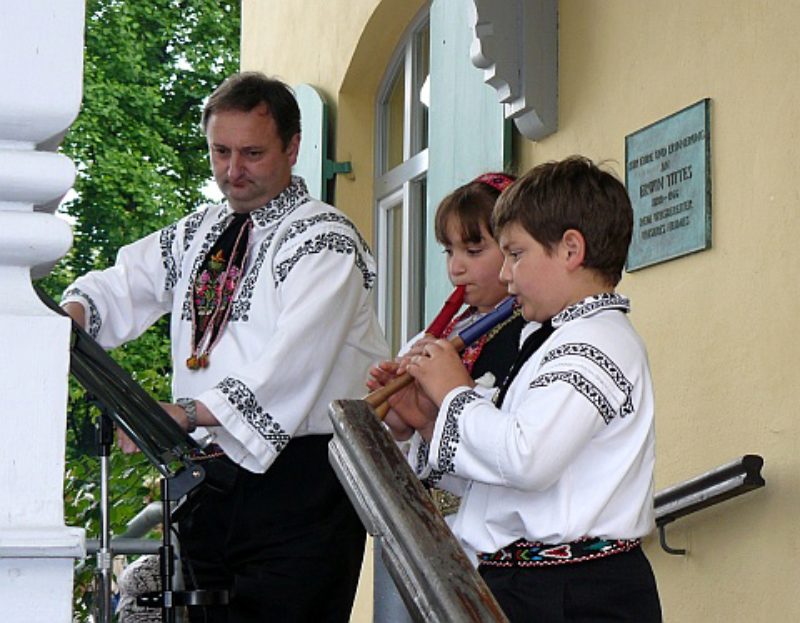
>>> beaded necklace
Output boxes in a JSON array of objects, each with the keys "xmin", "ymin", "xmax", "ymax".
[{"xmin": 442, "ymin": 306, "xmax": 522, "ymax": 374}]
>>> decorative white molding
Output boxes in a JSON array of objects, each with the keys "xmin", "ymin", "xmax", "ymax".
[
  {"xmin": 0, "ymin": 2, "xmax": 86, "ymax": 621},
  {"xmin": 0, "ymin": 527, "xmax": 86, "ymax": 558},
  {"xmin": 469, "ymin": 0, "xmax": 558, "ymax": 141}
]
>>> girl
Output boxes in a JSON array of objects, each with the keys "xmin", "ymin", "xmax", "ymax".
[{"xmin": 369, "ymin": 172, "xmax": 524, "ymax": 503}]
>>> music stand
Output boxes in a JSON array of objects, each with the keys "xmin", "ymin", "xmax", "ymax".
[{"xmin": 36, "ymin": 286, "xmax": 228, "ymax": 623}]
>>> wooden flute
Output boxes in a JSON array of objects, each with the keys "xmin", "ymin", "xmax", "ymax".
[
  {"xmin": 371, "ymin": 285, "xmax": 465, "ymax": 418},
  {"xmin": 365, "ymin": 295, "xmax": 517, "ymax": 417}
]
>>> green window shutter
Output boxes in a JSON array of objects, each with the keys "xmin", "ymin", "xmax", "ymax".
[
  {"xmin": 293, "ymin": 83, "xmax": 351, "ymax": 203},
  {"xmin": 425, "ymin": 0, "xmax": 510, "ymax": 322}
]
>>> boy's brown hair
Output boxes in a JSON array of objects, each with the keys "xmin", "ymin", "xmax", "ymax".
[
  {"xmin": 493, "ymin": 156, "xmax": 633, "ymax": 286},
  {"xmin": 435, "ymin": 173, "xmax": 516, "ymax": 245}
]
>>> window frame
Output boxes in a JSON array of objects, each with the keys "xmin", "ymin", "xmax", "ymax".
[{"xmin": 374, "ymin": 6, "xmax": 430, "ymax": 350}]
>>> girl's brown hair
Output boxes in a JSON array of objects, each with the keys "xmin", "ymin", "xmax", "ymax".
[{"xmin": 434, "ymin": 173, "xmax": 516, "ymax": 245}]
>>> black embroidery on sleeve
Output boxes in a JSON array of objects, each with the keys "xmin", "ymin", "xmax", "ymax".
[
  {"xmin": 62, "ymin": 287, "xmax": 102, "ymax": 338},
  {"xmin": 275, "ymin": 213, "xmax": 371, "ymax": 256},
  {"xmin": 530, "ymin": 370, "xmax": 617, "ymax": 424},
  {"xmin": 217, "ymin": 377, "xmax": 290, "ymax": 452},
  {"xmin": 438, "ymin": 389, "xmax": 481, "ymax": 473},
  {"xmin": 159, "ymin": 224, "xmax": 179, "ymax": 292},
  {"xmin": 274, "ymin": 231, "xmax": 375, "ymax": 290},
  {"xmin": 540, "ymin": 343, "xmax": 634, "ymax": 418}
]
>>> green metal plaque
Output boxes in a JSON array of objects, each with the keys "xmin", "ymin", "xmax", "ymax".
[{"xmin": 625, "ymin": 99, "xmax": 711, "ymax": 271}]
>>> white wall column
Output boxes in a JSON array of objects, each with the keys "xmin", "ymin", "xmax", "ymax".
[{"xmin": 0, "ymin": 2, "xmax": 86, "ymax": 621}]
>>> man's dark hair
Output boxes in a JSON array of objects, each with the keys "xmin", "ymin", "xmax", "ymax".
[
  {"xmin": 493, "ymin": 156, "xmax": 633, "ymax": 286},
  {"xmin": 202, "ymin": 72, "xmax": 301, "ymax": 149}
]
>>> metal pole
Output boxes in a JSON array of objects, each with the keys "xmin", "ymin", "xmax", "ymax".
[
  {"xmin": 160, "ymin": 477, "xmax": 175, "ymax": 623},
  {"xmin": 94, "ymin": 409, "xmax": 115, "ymax": 623}
]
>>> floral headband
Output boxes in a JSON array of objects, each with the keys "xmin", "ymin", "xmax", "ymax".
[{"xmin": 473, "ymin": 172, "xmax": 515, "ymax": 193}]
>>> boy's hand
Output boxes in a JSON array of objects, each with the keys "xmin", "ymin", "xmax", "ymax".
[
  {"xmin": 385, "ymin": 382, "xmax": 439, "ymax": 441},
  {"xmin": 367, "ymin": 359, "xmax": 440, "ymax": 441},
  {"xmin": 366, "ymin": 360, "xmax": 401, "ymax": 391},
  {"xmin": 406, "ymin": 339, "xmax": 474, "ymax": 408},
  {"xmin": 396, "ymin": 335, "xmax": 438, "ymax": 374}
]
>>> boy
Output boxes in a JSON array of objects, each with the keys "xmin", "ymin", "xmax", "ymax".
[{"xmin": 400, "ymin": 156, "xmax": 662, "ymax": 622}]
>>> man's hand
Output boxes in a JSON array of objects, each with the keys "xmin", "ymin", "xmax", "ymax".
[
  {"xmin": 160, "ymin": 401, "xmax": 193, "ymax": 432},
  {"xmin": 115, "ymin": 400, "xmax": 216, "ymax": 453},
  {"xmin": 116, "ymin": 428, "xmax": 140, "ymax": 454},
  {"xmin": 159, "ymin": 399, "xmax": 218, "ymax": 432},
  {"xmin": 62, "ymin": 301, "xmax": 86, "ymax": 329}
]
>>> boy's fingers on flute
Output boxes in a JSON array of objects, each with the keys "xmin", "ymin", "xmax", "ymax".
[
  {"xmin": 383, "ymin": 410, "xmax": 414, "ymax": 440},
  {"xmin": 417, "ymin": 338, "xmax": 456, "ymax": 359},
  {"xmin": 406, "ymin": 335, "xmax": 436, "ymax": 356},
  {"xmin": 366, "ymin": 360, "xmax": 401, "ymax": 389},
  {"xmin": 407, "ymin": 339, "xmax": 473, "ymax": 405},
  {"xmin": 386, "ymin": 383, "xmax": 437, "ymax": 433}
]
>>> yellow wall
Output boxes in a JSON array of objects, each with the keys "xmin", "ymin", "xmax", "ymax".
[
  {"xmin": 243, "ymin": 1, "xmax": 800, "ymax": 620},
  {"xmin": 242, "ymin": 0, "xmax": 426, "ymax": 243},
  {"xmin": 534, "ymin": 3, "xmax": 799, "ymax": 620}
]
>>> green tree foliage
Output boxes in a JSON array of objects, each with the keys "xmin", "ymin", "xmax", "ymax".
[{"xmin": 36, "ymin": 0, "xmax": 240, "ymax": 618}]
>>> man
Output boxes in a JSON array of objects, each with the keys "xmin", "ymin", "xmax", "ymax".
[{"xmin": 63, "ymin": 72, "xmax": 389, "ymax": 622}]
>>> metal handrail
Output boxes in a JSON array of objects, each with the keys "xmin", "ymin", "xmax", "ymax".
[
  {"xmin": 90, "ymin": 453, "xmax": 767, "ymax": 560},
  {"xmin": 85, "ymin": 502, "xmax": 163, "ymax": 555},
  {"xmin": 653, "ymin": 454, "xmax": 765, "ymax": 555}
]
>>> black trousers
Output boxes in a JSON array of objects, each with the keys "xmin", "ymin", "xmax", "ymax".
[
  {"xmin": 178, "ymin": 435, "xmax": 365, "ymax": 623},
  {"xmin": 479, "ymin": 546, "xmax": 662, "ymax": 623}
]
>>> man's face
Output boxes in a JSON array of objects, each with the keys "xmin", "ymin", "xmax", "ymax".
[{"xmin": 206, "ymin": 103, "xmax": 300, "ymax": 213}]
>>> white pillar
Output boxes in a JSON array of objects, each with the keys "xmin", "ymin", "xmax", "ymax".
[{"xmin": 0, "ymin": 2, "xmax": 86, "ymax": 621}]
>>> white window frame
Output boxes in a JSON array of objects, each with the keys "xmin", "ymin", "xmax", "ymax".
[{"xmin": 374, "ymin": 6, "xmax": 430, "ymax": 349}]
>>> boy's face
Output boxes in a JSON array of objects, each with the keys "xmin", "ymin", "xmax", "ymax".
[
  {"xmin": 498, "ymin": 223, "xmax": 570, "ymax": 323},
  {"xmin": 443, "ymin": 217, "xmax": 508, "ymax": 313}
]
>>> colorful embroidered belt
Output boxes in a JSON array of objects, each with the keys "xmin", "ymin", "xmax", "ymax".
[{"xmin": 478, "ymin": 536, "xmax": 641, "ymax": 568}]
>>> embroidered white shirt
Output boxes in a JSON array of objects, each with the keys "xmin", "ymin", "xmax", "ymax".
[
  {"xmin": 63, "ymin": 177, "xmax": 389, "ymax": 473},
  {"xmin": 426, "ymin": 294, "xmax": 656, "ymax": 556}
]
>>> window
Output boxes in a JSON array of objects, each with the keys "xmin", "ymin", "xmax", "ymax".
[{"xmin": 374, "ymin": 9, "xmax": 430, "ymax": 353}]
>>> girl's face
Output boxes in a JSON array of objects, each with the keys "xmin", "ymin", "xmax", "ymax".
[{"xmin": 443, "ymin": 216, "xmax": 509, "ymax": 313}]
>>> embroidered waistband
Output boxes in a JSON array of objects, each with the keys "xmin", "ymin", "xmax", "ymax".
[{"xmin": 478, "ymin": 536, "xmax": 641, "ymax": 568}]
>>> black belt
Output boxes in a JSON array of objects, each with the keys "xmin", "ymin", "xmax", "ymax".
[{"xmin": 190, "ymin": 443, "xmax": 226, "ymax": 462}]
